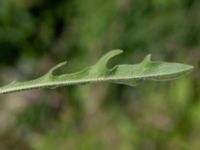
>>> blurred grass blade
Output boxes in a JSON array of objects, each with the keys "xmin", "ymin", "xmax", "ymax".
[{"xmin": 0, "ymin": 49, "xmax": 193, "ymax": 94}]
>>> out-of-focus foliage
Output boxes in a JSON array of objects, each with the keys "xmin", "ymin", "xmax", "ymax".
[{"xmin": 0, "ymin": 0, "xmax": 199, "ymax": 150}]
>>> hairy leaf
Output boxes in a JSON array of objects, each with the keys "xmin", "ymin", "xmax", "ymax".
[{"xmin": 0, "ymin": 50, "xmax": 193, "ymax": 94}]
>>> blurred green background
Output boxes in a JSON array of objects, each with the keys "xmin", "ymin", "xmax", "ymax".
[{"xmin": 0, "ymin": 0, "xmax": 199, "ymax": 149}]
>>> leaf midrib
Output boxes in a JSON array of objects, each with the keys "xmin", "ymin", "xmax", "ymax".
[{"xmin": 0, "ymin": 67, "xmax": 192, "ymax": 94}]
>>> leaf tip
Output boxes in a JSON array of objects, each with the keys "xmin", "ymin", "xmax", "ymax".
[
  {"xmin": 113, "ymin": 49, "xmax": 124, "ymax": 54},
  {"xmin": 184, "ymin": 64, "xmax": 194, "ymax": 72},
  {"xmin": 95, "ymin": 49, "xmax": 123, "ymax": 66},
  {"xmin": 142, "ymin": 54, "xmax": 152, "ymax": 64},
  {"xmin": 48, "ymin": 61, "xmax": 67, "ymax": 75}
]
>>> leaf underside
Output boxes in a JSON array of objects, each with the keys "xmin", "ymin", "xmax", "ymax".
[{"xmin": 0, "ymin": 50, "xmax": 193, "ymax": 94}]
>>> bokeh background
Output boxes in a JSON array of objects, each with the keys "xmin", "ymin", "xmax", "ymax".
[{"xmin": 0, "ymin": 0, "xmax": 199, "ymax": 149}]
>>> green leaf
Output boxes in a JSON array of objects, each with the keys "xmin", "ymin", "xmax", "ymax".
[{"xmin": 0, "ymin": 50, "xmax": 193, "ymax": 94}]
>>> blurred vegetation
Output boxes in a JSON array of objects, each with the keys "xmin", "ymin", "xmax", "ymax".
[{"xmin": 0, "ymin": 0, "xmax": 199, "ymax": 149}]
